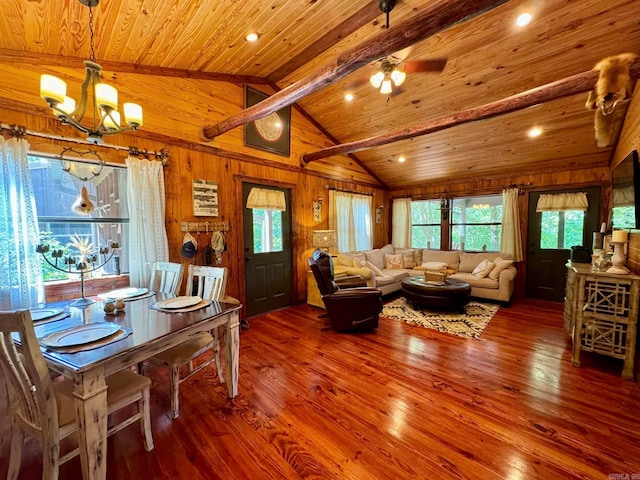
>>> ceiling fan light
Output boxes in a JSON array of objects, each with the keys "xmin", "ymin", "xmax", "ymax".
[
  {"xmin": 380, "ymin": 79, "xmax": 393, "ymax": 95},
  {"xmin": 390, "ymin": 68, "xmax": 406, "ymax": 86},
  {"xmin": 370, "ymin": 71, "xmax": 385, "ymax": 88},
  {"xmin": 40, "ymin": 74, "xmax": 66, "ymax": 106}
]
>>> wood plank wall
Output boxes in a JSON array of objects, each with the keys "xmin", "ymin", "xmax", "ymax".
[{"xmin": 0, "ymin": 106, "xmax": 387, "ymax": 313}]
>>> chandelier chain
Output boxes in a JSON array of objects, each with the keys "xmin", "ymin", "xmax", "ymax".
[{"xmin": 88, "ymin": 5, "xmax": 96, "ymax": 63}]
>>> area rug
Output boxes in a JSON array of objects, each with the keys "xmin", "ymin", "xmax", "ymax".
[{"xmin": 381, "ymin": 297, "xmax": 499, "ymax": 339}]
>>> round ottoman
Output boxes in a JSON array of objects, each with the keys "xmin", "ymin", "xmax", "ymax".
[{"xmin": 401, "ymin": 277, "xmax": 471, "ymax": 311}]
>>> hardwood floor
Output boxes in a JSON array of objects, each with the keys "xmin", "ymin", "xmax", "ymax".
[{"xmin": 5, "ymin": 298, "xmax": 640, "ymax": 479}]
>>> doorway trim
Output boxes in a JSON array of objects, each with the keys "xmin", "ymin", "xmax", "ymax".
[{"xmin": 233, "ymin": 175, "xmax": 298, "ymax": 316}]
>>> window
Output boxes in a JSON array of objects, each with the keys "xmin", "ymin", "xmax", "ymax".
[
  {"xmin": 539, "ymin": 210, "xmax": 585, "ymax": 249},
  {"xmin": 252, "ymin": 209, "xmax": 283, "ymax": 253},
  {"xmin": 451, "ymin": 195, "xmax": 502, "ymax": 251},
  {"xmin": 331, "ymin": 191, "xmax": 372, "ymax": 252},
  {"xmin": 411, "ymin": 200, "xmax": 442, "ymax": 249},
  {"xmin": 28, "ymin": 155, "xmax": 129, "ymax": 282}
]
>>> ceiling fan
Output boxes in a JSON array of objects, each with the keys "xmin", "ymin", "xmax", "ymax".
[{"xmin": 369, "ymin": 1, "xmax": 448, "ymax": 95}]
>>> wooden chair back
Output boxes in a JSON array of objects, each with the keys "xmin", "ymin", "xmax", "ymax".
[
  {"xmin": 0, "ymin": 310, "xmax": 59, "ymax": 444},
  {"xmin": 150, "ymin": 261, "xmax": 184, "ymax": 295},
  {"xmin": 186, "ymin": 265, "xmax": 228, "ymax": 301}
]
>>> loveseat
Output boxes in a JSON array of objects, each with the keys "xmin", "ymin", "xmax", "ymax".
[{"xmin": 332, "ymin": 244, "xmax": 517, "ymax": 304}]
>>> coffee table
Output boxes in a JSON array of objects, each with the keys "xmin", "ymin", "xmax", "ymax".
[{"xmin": 401, "ymin": 276, "xmax": 471, "ymax": 311}]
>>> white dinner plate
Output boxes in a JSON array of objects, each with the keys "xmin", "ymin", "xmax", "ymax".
[
  {"xmin": 154, "ymin": 296, "xmax": 202, "ymax": 310},
  {"xmin": 103, "ymin": 287, "xmax": 149, "ymax": 299},
  {"xmin": 30, "ymin": 308, "xmax": 64, "ymax": 321},
  {"xmin": 40, "ymin": 323, "xmax": 121, "ymax": 348}
]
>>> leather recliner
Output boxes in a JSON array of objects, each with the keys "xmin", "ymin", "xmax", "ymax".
[{"xmin": 308, "ymin": 248, "xmax": 382, "ymax": 332}]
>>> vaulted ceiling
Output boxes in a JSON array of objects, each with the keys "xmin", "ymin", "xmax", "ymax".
[{"xmin": 1, "ymin": 0, "xmax": 638, "ymax": 189}]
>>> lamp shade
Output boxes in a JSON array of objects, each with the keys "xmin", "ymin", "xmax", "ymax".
[{"xmin": 312, "ymin": 230, "xmax": 337, "ymax": 250}]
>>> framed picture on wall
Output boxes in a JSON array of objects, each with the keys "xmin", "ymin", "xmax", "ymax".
[{"xmin": 244, "ymin": 86, "xmax": 291, "ymax": 157}]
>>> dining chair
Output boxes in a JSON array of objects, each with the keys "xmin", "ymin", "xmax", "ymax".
[
  {"xmin": 149, "ymin": 261, "xmax": 184, "ymax": 295},
  {"xmin": 0, "ymin": 310, "xmax": 154, "ymax": 480},
  {"xmin": 147, "ymin": 265, "xmax": 238, "ymax": 419}
]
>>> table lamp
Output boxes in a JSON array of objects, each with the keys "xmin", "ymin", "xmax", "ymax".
[{"xmin": 312, "ymin": 230, "xmax": 337, "ymax": 253}]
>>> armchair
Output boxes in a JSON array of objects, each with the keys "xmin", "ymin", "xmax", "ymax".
[{"xmin": 308, "ymin": 248, "xmax": 382, "ymax": 332}]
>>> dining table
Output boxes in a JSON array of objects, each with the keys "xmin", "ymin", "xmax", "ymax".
[{"xmin": 26, "ymin": 292, "xmax": 242, "ymax": 480}]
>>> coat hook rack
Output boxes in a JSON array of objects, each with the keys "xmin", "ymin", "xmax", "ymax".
[{"xmin": 181, "ymin": 221, "xmax": 229, "ymax": 233}]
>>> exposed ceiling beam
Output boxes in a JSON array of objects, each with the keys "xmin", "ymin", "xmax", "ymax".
[
  {"xmin": 0, "ymin": 48, "xmax": 268, "ymax": 85},
  {"xmin": 265, "ymin": 81, "xmax": 388, "ymax": 188},
  {"xmin": 267, "ymin": 3, "xmax": 383, "ymax": 84},
  {"xmin": 301, "ymin": 60, "xmax": 640, "ymax": 164},
  {"xmin": 201, "ymin": 0, "xmax": 508, "ymax": 141}
]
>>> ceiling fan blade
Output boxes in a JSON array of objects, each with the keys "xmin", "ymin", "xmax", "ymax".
[
  {"xmin": 404, "ymin": 58, "xmax": 448, "ymax": 73},
  {"xmin": 388, "ymin": 46, "xmax": 413, "ymax": 63}
]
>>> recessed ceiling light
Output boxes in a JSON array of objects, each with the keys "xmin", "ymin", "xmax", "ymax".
[
  {"xmin": 398, "ymin": 156, "xmax": 406, "ymax": 163},
  {"xmin": 245, "ymin": 32, "xmax": 259, "ymax": 42},
  {"xmin": 516, "ymin": 13, "xmax": 532, "ymax": 27},
  {"xmin": 344, "ymin": 93, "xmax": 354, "ymax": 102},
  {"xmin": 528, "ymin": 127, "xmax": 542, "ymax": 138}
]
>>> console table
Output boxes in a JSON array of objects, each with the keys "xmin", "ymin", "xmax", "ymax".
[{"xmin": 564, "ymin": 262, "xmax": 639, "ymax": 380}]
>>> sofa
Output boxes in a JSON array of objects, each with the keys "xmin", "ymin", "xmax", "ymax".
[{"xmin": 332, "ymin": 244, "xmax": 517, "ymax": 304}]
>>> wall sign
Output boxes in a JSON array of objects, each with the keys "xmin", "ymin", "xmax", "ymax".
[
  {"xmin": 244, "ymin": 86, "xmax": 291, "ymax": 157},
  {"xmin": 192, "ymin": 179, "xmax": 219, "ymax": 216}
]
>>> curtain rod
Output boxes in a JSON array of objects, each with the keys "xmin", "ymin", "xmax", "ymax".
[
  {"xmin": 0, "ymin": 122, "xmax": 169, "ymax": 166},
  {"xmin": 325, "ymin": 185, "xmax": 374, "ymax": 196}
]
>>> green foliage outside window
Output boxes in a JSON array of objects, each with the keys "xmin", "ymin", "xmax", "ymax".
[
  {"xmin": 540, "ymin": 210, "xmax": 585, "ymax": 249},
  {"xmin": 252, "ymin": 209, "xmax": 282, "ymax": 253},
  {"xmin": 38, "ymin": 231, "xmax": 68, "ymax": 281},
  {"xmin": 411, "ymin": 200, "xmax": 441, "ymax": 249}
]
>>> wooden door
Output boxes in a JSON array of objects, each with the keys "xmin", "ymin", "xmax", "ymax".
[
  {"xmin": 242, "ymin": 183, "xmax": 292, "ymax": 317},
  {"xmin": 527, "ymin": 187, "xmax": 600, "ymax": 301}
]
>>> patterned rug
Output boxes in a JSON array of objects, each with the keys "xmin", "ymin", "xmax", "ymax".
[{"xmin": 381, "ymin": 296, "xmax": 499, "ymax": 340}]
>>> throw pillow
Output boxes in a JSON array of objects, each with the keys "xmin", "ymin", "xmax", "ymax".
[
  {"xmin": 489, "ymin": 259, "xmax": 514, "ymax": 280},
  {"xmin": 365, "ymin": 260, "xmax": 384, "ymax": 277},
  {"xmin": 396, "ymin": 249, "xmax": 417, "ymax": 268},
  {"xmin": 385, "ymin": 254, "xmax": 403, "ymax": 269},
  {"xmin": 472, "ymin": 259, "xmax": 495, "ymax": 279},
  {"xmin": 353, "ymin": 257, "xmax": 366, "ymax": 268},
  {"xmin": 364, "ymin": 249, "xmax": 385, "ymax": 270},
  {"xmin": 422, "ymin": 261, "xmax": 448, "ymax": 271}
]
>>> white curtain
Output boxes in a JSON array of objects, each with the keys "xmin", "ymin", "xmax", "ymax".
[
  {"xmin": 536, "ymin": 192, "xmax": 588, "ymax": 212},
  {"xmin": 329, "ymin": 190, "xmax": 372, "ymax": 252},
  {"xmin": 500, "ymin": 188, "xmax": 523, "ymax": 262},
  {"xmin": 246, "ymin": 187, "xmax": 286, "ymax": 210},
  {"xmin": 392, "ymin": 197, "xmax": 412, "ymax": 248},
  {"xmin": 126, "ymin": 157, "xmax": 169, "ymax": 288},
  {"xmin": 0, "ymin": 137, "xmax": 44, "ymax": 309}
]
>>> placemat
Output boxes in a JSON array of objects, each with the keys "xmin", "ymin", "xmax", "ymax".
[
  {"xmin": 33, "ymin": 312, "xmax": 71, "ymax": 326},
  {"xmin": 42, "ymin": 327, "xmax": 132, "ymax": 353}
]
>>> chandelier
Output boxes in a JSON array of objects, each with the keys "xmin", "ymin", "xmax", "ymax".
[
  {"xmin": 39, "ymin": 0, "xmax": 143, "ymax": 144},
  {"xmin": 369, "ymin": 59, "xmax": 406, "ymax": 95}
]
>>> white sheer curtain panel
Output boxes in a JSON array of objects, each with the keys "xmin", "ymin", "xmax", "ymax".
[
  {"xmin": 500, "ymin": 188, "xmax": 523, "ymax": 262},
  {"xmin": 392, "ymin": 197, "xmax": 412, "ymax": 248},
  {"xmin": 0, "ymin": 137, "xmax": 44, "ymax": 309},
  {"xmin": 329, "ymin": 190, "xmax": 372, "ymax": 252},
  {"xmin": 126, "ymin": 157, "xmax": 169, "ymax": 288}
]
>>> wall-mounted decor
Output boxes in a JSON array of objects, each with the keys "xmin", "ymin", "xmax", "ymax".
[
  {"xmin": 376, "ymin": 205, "xmax": 384, "ymax": 224},
  {"xmin": 313, "ymin": 198, "xmax": 323, "ymax": 223},
  {"xmin": 244, "ymin": 86, "xmax": 291, "ymax": 157},
  {"xmin": 192, "ymin": 179, "xmax": 219, "ymax": 216}
]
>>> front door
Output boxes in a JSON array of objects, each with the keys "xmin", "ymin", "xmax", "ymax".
[
  {"xmin": 527, "ymin": 187, "xmax": 600, "ymax": 301},
  {"xmin": 242, "ymin": 183, "xmax": 292, "ymax": 317}
]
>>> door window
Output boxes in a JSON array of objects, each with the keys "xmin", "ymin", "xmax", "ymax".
[
  {"xmin": 252, "ymin": 209, "xmax": 283, "ymax": 253},
  {"xmin": 539, "ymin": 210, "xmax": 585, "ymax": 249}
]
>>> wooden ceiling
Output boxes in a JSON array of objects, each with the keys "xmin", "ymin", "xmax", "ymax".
[{"xmin": 1, "ymin": 0, "xmax": 638, "ymax": 189}]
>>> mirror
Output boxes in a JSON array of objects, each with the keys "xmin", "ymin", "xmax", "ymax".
[{"xmin": 612, "ymin": 150, "xmax": 640, "ymax": 230}]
